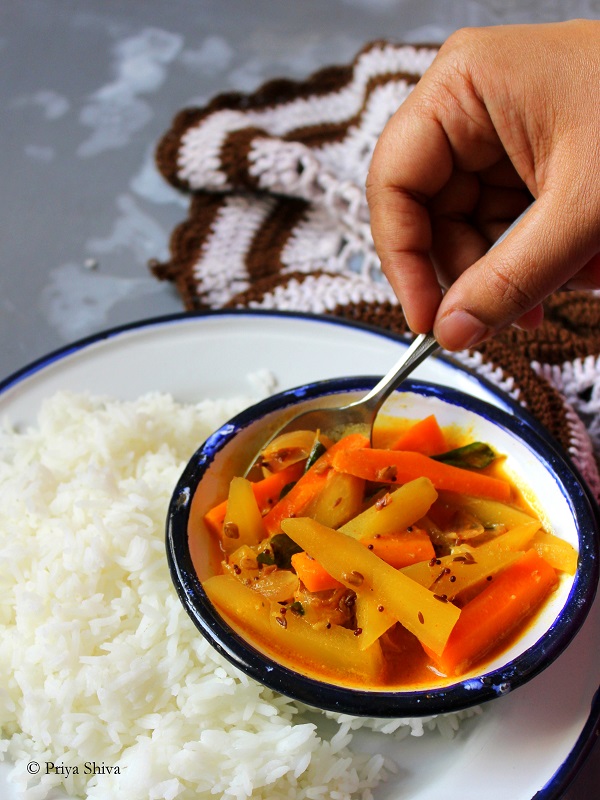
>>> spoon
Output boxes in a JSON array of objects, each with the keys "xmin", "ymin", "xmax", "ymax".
[
  {"xmin": 246, "ymin": 202, "xmax": 533, "ymax": 472},
  {"xmin": 252, "ymin": 331, "xmax": 438, "ymax": 465}
]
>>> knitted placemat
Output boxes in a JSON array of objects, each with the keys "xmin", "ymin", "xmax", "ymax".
[{"xmin": 151, "ymin": 40, "xmax": 600, "ymax": 499}]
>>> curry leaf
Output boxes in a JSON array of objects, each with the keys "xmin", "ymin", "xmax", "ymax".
[
  {"xmin": 270, "ymin": 533, "xmax": 304, "ymax": 570},
  {"xmin": 433, "ymin": 442, "xmax": 497, "ymax": 470},
  {"xmin": 304, "ymin": 440, "xmax": 327, "ymax": 472}
]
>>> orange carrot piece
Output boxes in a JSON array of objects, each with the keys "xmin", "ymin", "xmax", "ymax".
[
  {"xmin": 431, "ymin": 549, "xmax": 558, "ymax": 675},
  {"xmin": 291, "ymin": 551, "xmax": 344, "ymax": 592},
  {"xmin": 390, "ymin": 415, "xmax": 446, "ymax": 455},
  {"xmin": 360, "ymin": 527, "xmax": 435, "ymax": 569},
  {"xmin": 263, "ymin": 433, "xmax": 369, "ymax": 535},
  {"xmin": 332, "ymin": 448, "xmax": 511, "ymax": 502},
  {"xmin": 204, "ymin": 461, "xmax": 304, "ymax": 536}
]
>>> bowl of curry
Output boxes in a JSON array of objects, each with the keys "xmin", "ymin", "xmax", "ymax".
[{"xmin": 166, "ymin": 377, "xmax": 599, "ymax": 717}]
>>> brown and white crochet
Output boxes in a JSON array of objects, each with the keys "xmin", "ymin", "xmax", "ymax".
[{"xmin": 152, "ymin": 40, "xmax": 600, "ymax": 498}]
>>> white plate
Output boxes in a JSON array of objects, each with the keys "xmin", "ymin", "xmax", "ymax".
[{"xmin": 1, "ymin": 310, "xmax": 599, "ymax": 800}]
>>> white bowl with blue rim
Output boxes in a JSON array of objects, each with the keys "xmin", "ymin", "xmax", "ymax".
[{"xmin": 166, "ymin": 376, "xmax": 599, "ymax": 718}]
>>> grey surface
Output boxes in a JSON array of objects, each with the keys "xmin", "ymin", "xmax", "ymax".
[{"xmin": 2, "ymin": 2, "xmax": 600, "ymax": 798}]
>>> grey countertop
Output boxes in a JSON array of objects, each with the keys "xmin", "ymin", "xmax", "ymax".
[{"xmin": 2, "ymin": 2, "xmax": 600, "ymax": 798}]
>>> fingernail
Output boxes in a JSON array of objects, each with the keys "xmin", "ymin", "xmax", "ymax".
[
  {"xmin": 512, "ymin": 304, "xmax": 544, "ymax": 331},
  {"xmin": 435, "ymin": 310, "xmax": 489, "ymax": 351}
]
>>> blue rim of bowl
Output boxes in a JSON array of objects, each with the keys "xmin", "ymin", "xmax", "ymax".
[{"xmin": 166, "ymin": 375, "xmax": 600, "ymax": 719}]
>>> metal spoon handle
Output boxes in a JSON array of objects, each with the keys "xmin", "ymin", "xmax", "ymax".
[
  {"xmin": 352, "ymin": 201, "xmax": 534, "ymax": 420},
  {"xmin": 352, "ymin": 332, "xmax": 439, "ymax": 417}
]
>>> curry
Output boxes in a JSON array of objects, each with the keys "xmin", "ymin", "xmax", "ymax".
[{"xmin": 198, "ymin": 415, "xmax": 576, "ymax": 689}]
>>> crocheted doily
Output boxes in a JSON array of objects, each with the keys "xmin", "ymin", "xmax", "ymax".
[{"xmin": 152, "ymin": 40, "xmax": 600, "ymax": 500}]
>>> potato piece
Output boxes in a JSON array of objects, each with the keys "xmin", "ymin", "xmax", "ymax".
[
  {"xmin": 339, "ymin": 477, "xmax": 438, "ymax": 540},
  {"xmin": 439, "ymin": 493, "xmax": 537, "ymax": 529},
  {"xmin": 281, "ymin": 517, "xmax": 460, "ymax": 655},
  {"xmin": 268, "ymin": 605, "xmax": 385, "ymax": 682},
  {"xmin": 222, "ymin": 476, "xmax": 266, "ymax": 553},
  {"xmin": 305, "ymin": 470, "xmax": 365, "ymax": 528},
  {"xmin": 531, "ymin": 530, "xmax": 578, "ymax": 574},
  {"xmin": 204, "ymin": 573, "xmax": 271, "ymax": 635},
  {"xmin": 355, "ymin": 593, "xmax": 396, "ymax": 650},
  {"xmin": 400, "ymin": 521, "xmax": 541, "ymax": 600},
  {"xmin": 203, "ymin": 574, "xmax": 384, "ymax": 682},
  {"xmin": 401, "ymin": 547, "xmax": 520, "ymax": 602},
  {"xmin": 263, "ymin": 433, "xmax": 368, "ymax": 536},
  {"xmin": 477, "ymin": 520, "xmax": 541, "ymax": 554}
]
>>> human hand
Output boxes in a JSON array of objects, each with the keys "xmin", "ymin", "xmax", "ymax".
[{"xmin": 367, "ymin": 20, "xmax": 600, "ymax": 351}]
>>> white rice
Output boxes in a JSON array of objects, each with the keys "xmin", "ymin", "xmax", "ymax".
[{"xmin": 0, "ymin": 390, "xmax": 480, "ymax": 800}]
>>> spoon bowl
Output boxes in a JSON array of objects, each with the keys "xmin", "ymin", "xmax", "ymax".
[{"xmin": 244, "ymin": 332, "xmax": 439, "ymax": 474}]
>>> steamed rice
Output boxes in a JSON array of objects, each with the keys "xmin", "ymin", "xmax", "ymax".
[{"xmin": 0, "ymin": 390, "xmax": 480, "ymax": 800}]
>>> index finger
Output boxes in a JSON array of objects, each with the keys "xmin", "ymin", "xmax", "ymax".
[
  {"xmin": 366, "ymin": 111, "xmax": 452, "ymax": 333},
  {"xmin": 366, "ymin": 54, "xmax": 504, "ymax": 333}
]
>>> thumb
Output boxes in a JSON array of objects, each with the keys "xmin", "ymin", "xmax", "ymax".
[{"xmin": 433, "ymin": 194, "xmax": 600, "ymax": 350}]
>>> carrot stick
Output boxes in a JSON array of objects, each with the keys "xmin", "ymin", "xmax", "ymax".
[
  {"xmin": 431, "ymin": 549, "xmax": 558, "ymax": 675},
  {"xmin": 390, "ymin": 415, "xmax": 446, "ymax": 455},
  {"xmin": 291, "ymin": 551, "xmax": 344, "ymax": 592},
  {"xmin": 204, "ymin": 461, "xmax": 304, "ymax": 536},
  {"xmin": 263, "ymin": 433, "xmax": 369, "ymax": 536},
  {"xmin": 332, "ymin": 448, "xmax": 511, "ymax": 502},
  {"xmin": 360, "ymin": 527, "xmax": 435, "ymax": 569}
]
